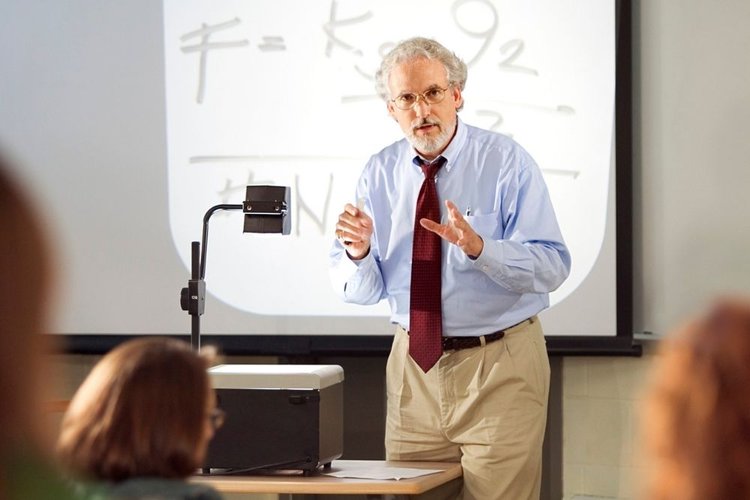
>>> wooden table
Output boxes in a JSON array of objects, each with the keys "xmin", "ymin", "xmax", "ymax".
[{"xmin": 192, "ymin": 460, "xmax": 462, "ymax": 499}]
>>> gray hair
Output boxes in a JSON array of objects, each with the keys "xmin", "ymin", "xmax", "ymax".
[{"xmin": 375, "ymin": 37, "xmax": 468, "ymax": 110}]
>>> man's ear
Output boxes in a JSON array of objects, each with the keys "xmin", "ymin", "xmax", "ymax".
[
  {"xmin": 452, "ymin": 86, "xmax": 464, "ymax": 110},
  {"xmin": 387, "ymin": 101, "xmax": 398, "ymax": 121}
]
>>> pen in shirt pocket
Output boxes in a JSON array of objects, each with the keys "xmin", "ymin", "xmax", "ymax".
[{"xmin": 465, "ymin": 206, "xmax": 472, "ymax": 216}]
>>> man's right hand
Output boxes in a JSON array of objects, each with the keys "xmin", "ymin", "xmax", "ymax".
[{"xmin": 335, "ymin": 203, "xmax": 373, "ymax": 260}]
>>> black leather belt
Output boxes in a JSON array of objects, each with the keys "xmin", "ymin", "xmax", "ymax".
[
  {"xmin": 441, "ymin": 319, "xmax": 531, "ymax": 352},
  {"xmin": 441, "ymin": 330, "xmax": 505, "ymax": 351}
]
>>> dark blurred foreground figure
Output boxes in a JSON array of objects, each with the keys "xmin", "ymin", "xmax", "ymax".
[
  {"xmin": 57, "ymin": 337, "xmax": 223, "ymax": 500},
  {"xmin": 0, "ymin": 154, "xmax": 79, "ymax": 499},
  {"xmin": 642, "ymin": 297, "xmax": 750, "ymax": 500}
]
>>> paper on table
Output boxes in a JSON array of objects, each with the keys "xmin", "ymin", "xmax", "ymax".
[{"xmin": 324, "ymin": 465, "xmax": 443, "ymax": 481}]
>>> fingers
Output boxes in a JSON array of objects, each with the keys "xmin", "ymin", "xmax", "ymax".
[
  {"xmin": 420, "ymin": 200, "xmax": 470, "ymax": 240},
  {"xmin": 338, "ymin": 198, "xmax": 483, "ymax": 259},
  {"xmin": 419, "ymin": 218, "xmax": 451, "ymax": 241},
  {"xmin": 335, "ymin": 203, "xmax": 372, "ymax": 259},
  {"xmin": 343, "ymin": 203, "xmax": 361, "ymax": 217},
  {"xmin": 419, "ymin": 218, "xmax": 441, "ymax": 233},
  {"xmin": 419, "ymin": 219, "xmax": 458, "ymax": 243},
  {"xmin": 445, "ymin": 200, "xmax": 484, "ymax": 257},
  {"xmin": 337, "ymin": 204, "xmax": 371, "ymax": 234},
  {"xmin": 445, "ymin": 199, "xmax": 460, "ymax": 213},
  {"xmin": 445, "ymin": 200, "xmax": 471, "ymax": 231},
  {"xmin": 424, "ymin": 200, "xmax": 483, "ymax": 258}
]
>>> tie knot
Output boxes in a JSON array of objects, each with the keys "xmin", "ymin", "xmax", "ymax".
[{"xmin": 416, "ymin": 156, "xmax": 445, "ymax": 180}]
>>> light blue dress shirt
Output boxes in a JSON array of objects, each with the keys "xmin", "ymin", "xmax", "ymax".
[{"xmin": 329, "ymin": 118, "xmax": 571, "ymax": 337}]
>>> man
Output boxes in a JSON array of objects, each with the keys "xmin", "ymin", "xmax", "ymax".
[{"xmin": 329, "ymin": 37, "xmax": 571, "ymax": 500}]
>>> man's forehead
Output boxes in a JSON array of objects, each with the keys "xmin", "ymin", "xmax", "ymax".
[
  {"xmin": 389, "ymin": 58, "xmax": 449, "ymax": 91},
  {"xmin": 395, "ymin": 82, "xmax": 444, "ymax": 95}
]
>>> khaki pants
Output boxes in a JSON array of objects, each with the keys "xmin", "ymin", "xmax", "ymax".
[{"xmin": 385, "ymin": 317, "xmax": 550, "ymax": 500}]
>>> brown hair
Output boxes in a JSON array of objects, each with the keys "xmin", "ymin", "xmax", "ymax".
[
  {"xmin": 57, "ymin": 337, "xmax": 216, "ymax": 482},
  {"xmin": 642, "ymin": 298, "xmax": 750, "ymax": 499},
  {"xmin": 0, "ymin": 155, "xmax": 56, "ymax": 494}
]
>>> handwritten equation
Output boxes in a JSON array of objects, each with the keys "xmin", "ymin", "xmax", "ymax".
[
  {"xmin": 179, "ymin": 0, "xmax": 573, "ymax": 134},
  {"xmin": 163, "ymin": 0, "xmax": 617, "ymax": 315}
]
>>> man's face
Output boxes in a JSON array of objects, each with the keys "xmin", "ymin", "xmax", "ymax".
[{"xmin": 387, "ymin": 57, "xmax": 463, "ymax": 159}]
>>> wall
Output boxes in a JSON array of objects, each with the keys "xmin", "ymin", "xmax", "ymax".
[
  {"xmin": 561, "ymin": 348, "xmax": 655, "ymax": 500},
  {"xmin": 633, "ymin": 0, "xmax": 750, "ymax": 336}
]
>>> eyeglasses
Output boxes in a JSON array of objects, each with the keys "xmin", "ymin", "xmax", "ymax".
[
  {"xmin": 391, "ymin": 86, "xmax": 450, "ymax": 110},
  {"xmin": 208, "ymin": 408, "xmax": 226, "ymax": 430}
]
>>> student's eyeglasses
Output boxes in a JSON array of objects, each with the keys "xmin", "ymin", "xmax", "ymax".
[
  {"xmin": 208, "ymin": 408, "xmax": 226, "ymax": 430},
  {"xmin": 391, "ymin": 86, "xmax": 450, "ymax": 110}
]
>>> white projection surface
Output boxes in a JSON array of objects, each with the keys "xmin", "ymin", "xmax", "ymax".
[{"xmin": 163, "ymin": 0, "xmax": 618, "ymax": 335}]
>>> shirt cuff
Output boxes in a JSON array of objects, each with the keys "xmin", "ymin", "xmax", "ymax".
[{"xmin": 471, "ymin": 238, "xmax": 505, "ymax": 279}]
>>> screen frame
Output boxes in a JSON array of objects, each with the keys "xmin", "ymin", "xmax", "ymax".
[{"xmin": 60, "ymin": 0, "xmax": 639, "ymax": 357}]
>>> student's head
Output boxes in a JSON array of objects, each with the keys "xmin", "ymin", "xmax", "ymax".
[
  {"xmin": 57, "ymin": 338, "xmax": 219, "ymax": 482},
  {"xmin": 642, "ymin": 297, "xmax": 750, "ymax": 500},
  {"xmin": 375, "ymin": 38, "xmax": 466, "ymax": 159},
  {"xmin": 0, "ymin": 156, "xmax": 54, "ymax": 454}
]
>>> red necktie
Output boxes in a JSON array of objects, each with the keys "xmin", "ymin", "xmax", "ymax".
[{"xmin": 409, "ymin": 156, "xmax": 445, "ymax": 372}]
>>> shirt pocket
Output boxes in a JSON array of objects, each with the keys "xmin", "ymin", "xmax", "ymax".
[{"xmin": 465, "ymin": 211, "xmax": 500, "ymax": 239}]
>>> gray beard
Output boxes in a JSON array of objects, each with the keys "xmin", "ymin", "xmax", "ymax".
[{"xmin": 407, "ymin": 120, "xmax": 455, "ymax": 156}]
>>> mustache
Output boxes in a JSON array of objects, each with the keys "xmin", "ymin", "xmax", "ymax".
[{"xmin": 411, "ymin": 118, "xmax": 441, "ymax": 132}]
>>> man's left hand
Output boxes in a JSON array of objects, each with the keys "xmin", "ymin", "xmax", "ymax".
[{"xmin": 420, "ymin": 200, "xmax": 484, "ymax": 259}]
